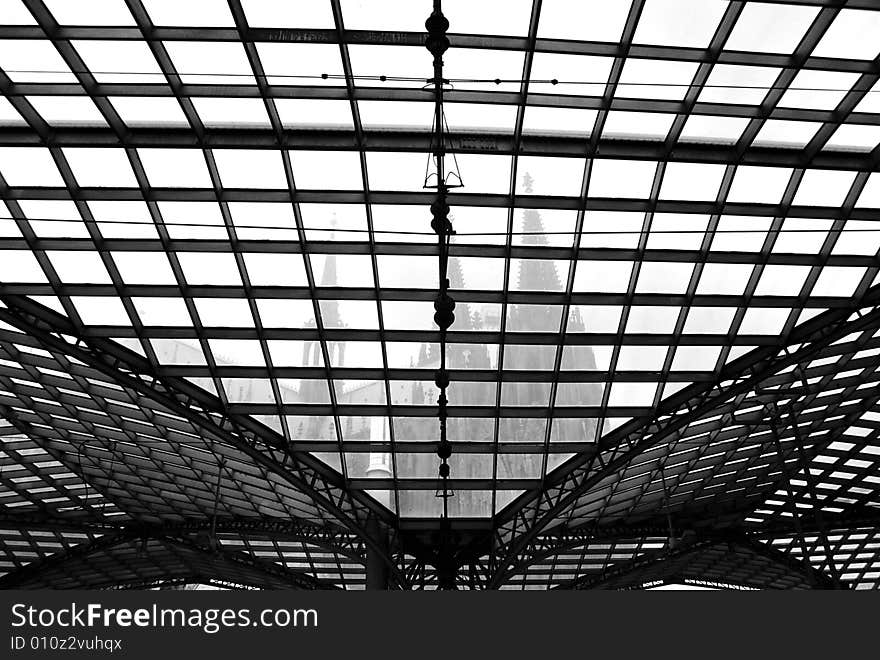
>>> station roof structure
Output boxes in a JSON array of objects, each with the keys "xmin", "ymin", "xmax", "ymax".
[{"xmin": 0, "ymin": 0, "xmax": 879, "ymax": 590}]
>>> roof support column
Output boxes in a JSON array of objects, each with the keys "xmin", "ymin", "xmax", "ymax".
[{"xmin": 365, "ymin": 519, "xmax": 390, "ymax": 590}]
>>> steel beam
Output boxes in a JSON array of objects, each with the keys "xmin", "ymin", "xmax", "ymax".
[
  {"xmin": 0, "ymin": 294, "xmax": 404, "ymax": 587},
  {"xmin": 488, "ymin": 283, "xmax": 880, "ymax": 587}
]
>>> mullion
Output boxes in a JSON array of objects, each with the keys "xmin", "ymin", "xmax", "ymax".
[
  {"xmin": 488, "ymin": 0, "xmax": 544, "ymax": 519},
  {"xmin": 93, "ymin": 4, "xmax": 286, "ymax": 521},
  {"xmin": 607, "ymin": 165, "xmax": 739, "ymax": 521},
  {"xmin": 330, "ymin": 0, "xmax": 400, "ymax": 515},
  {"xmin": 578, "ymin": 0, "xmax": 648, "ymax": 475}
]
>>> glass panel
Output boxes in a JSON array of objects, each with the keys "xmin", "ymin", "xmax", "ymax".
[
  {"xmin": 382, "ymin": 301, "xmax": 435, "ymax": 331},
  {"xmin": 241, "ymin": 0, "xmax": 335, "ymax": 29},
  {"xmin": 142, "ymin": 0, "xmax": 234, "ymax": 26},
  {"xmin": 772, "ymin": 218, "xmax": 832, "ymax": 254},
  {"xmin": 567, "ymin": 306, "xmax": 622, "ymax": 334},
  {"xmin": 515, "ymin": 157, "xmax": 585, "ymax": 197},
  {"xmin": 811, "ymin": 267, "xmax": 866, "ymax": 297},
  {"xmin": 138, "ymin": 149, "xmax": 212, "ymax": 188},
  {"xmin": 214, "ymin": 149, "xmax": 287, "ymax": 189},
  {"xmin": 671, "ymin": 346, "xmax": 721, "ymax": 372},
  {"xmin": 753, "ymin": 265, "xmax": 811, "ymax": 296},
  {"xmin": 589, "ymin": 160, "xmax": 657, "ymax": 198},
  {"xmin": 727, "ymin": 166, "xmax": 792, "ymax": 204},
  {"xmin": 537, "ymin": 0, "xmax": 630, "ymax": 42},
  {"xmin": 617, "ymin": 345, "xmax": 668, "ymax": 371},
  {"xmin": 164, "ymin": 41, "xmax": 253, "ymax": 85},
  {"xmin": 602, "ymin": 111, "xmax": 675, "ymax": 140},
  {"xmin": 506, "ymin": 304, "xmax": 563, "ymax": 332},
  {"xmin": 193, "ymin": 298, "xmax": 254, "ymax": 327},
  {"xmin": 811, "ymin": 8, "xmax": 880, "ymax": 60},
  {"xmin": 320, "ymin": 300, "xmax": 379, "ymax": 330},
  {"xmin": 792, "ymin": 170, "xmax": 857, "ymax": 206},
  {"xmin": 178, "ymin": 252, "xmax": 242, "ymax": 286},
  {"xmin": 27, "ymin": 96, "xmax": 105, "ymax": 126},
  {"xmin": 647, "ymin": 214, "xmax": 709, "ymax": 250},
  {"xmin": 255, "ymin": 43, "xmax": 345, "ymax": 86},
  {"xmin": 680, "ymin": 115, "xmax": 750, "ymax": 144},
  {"xmin": 753, "ymin": 120, "xmax": 822, "ymax": 149},
  {"xmin": 292, "ymin": 151, "xmax": 362, "ymax": 190},
  {"xmin": 634, "ymin": 1, "xmax": 727, "ymax": 48},
  {"xmin": 573, "ymin": 260, "xmax": 633, "ymax": 293},
  {"xmin": 111, "ymin": 251, "xmax": 177, "ymax": 285},
  {"xmin": 738, "ymin": 308, "xmax": 791, "ymax": 335},
  {"xmin": 443, "ymin": 0, "xmax": 533, "ymax": 36},
  {"xmin": 522, "ymin": 106, "xmax": 597, "ymax": 136},
  {"xmin": 0, "ymin": 147, "xmax": 64, "ymax": 186},
  {"xmin": 46, "ymin": 251, "xmax": 111, "ymax": 283},
  {"xmin": 0, "ymin": 39, "xmax": 75, "ymax": 83},
  {"xmin": 69, "ymin": 297, "xmax": 130, "ymax": 325},
  {"xmin": 72, "ymin": 40, "xmax": 164, "ymax": 83},
  {"xmin": 275, "ymin": 99, "xmax": 353, "ymax": 130},
  {"xmin": 109, "ymin": 97, "xmax": 189, "ymax": 127},
  {"xmin": 635, "ymin": 262, "xmax": 694, "ymax": 294},
  {"xmin": 529, "ymin": 52, "xmax": 612, "ymax": 96},
  {"xmin": 778, "ymin": 70, "xmax": 859, "ymax": 111},
  {"xmin": 509, "ymin": 259, "xmax": 568, "ymax": 292},
  {"xmin": 132, "ymin": 297, "xmax": 191, "ymax": 326},
  {"xmin": 725, "ymin": 3, "xmax": 820, "ymax": 54},
  {"xmin": 608, "ymin": 382, "xmax": 657, "ymax": 407},
  {"xmin": 625, "ymin": 306, "xmax": 680, "ymax": 334},
  {"xmin": 825, "ymin": 124, "xmax": 880, "ymax": 152},
  {"xmin": 62, "ymin": 148, "xmax": 138, "ymax": 188},
  {"xmin": 255, "ymin": 299, "xmax": 315, "ymax": 328},
  {"xmin": 618, "ymin": 58, "xmax": 699, "ymax": 100},
  {"xmin": 696, "ymin": 263, "xmax": 753, "ymax": 295},
  {"xmin": 191, "ymin": 98, "xmax": 270, "ymax": 128},
  {"xmin": 683, "ymin": 307, "xmax": 736, "ymax": 334},
  {"xmin": 208, "ymin": 339, "xmax": 266, "ymax": 366}
]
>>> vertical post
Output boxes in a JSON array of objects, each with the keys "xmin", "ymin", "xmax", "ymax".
[{"xmin": 365, "ymin": 520, "xmax": 390, "ymax": 590}]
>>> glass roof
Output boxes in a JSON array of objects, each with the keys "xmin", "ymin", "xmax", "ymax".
[{"xmin": 0, "ymin": 0, "xmax": 879, "ymax": 591}]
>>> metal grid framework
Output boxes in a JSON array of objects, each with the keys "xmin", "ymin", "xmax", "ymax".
[{"xmin": 0, "ymin": 0, "xmax": 879, "ymax": 590}]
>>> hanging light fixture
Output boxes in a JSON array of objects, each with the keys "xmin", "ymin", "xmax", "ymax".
[{"xmin": 424, "ymin": 0, "xmax": 463, "ymax": 590}]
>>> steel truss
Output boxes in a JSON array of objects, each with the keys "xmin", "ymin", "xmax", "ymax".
[
  {"xmin": 488, "ymin": 283, "xmax": 880, "ymax": 587},
  {"xmin": 0, "ymin": 0, "xmax": 879, "ymax": 589},
  {"xmin": 0, "ymin": 293, "xmax": 403, "ymax": 587}
]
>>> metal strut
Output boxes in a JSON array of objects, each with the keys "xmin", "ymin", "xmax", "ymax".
[{"xmin": 425, "ymin": 0, "xmax": 458, "ymax": 590}]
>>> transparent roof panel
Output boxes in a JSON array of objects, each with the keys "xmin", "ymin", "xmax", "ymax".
[
  {"xmin": 811, "ymin": 9, "xmax": 880, "ymax": 60},
  {"xmin": 824, "ymin": 124, "xmax": 880, "ymax": 152},
  {"xmin": 699, "ymin": 64, "xmax": 781, "ymax": 106},
  {"xmin": 617, "ymin": 58, "xmax": 699, "ymax": 101},
  {"xmin": 537, "ymin": 0, "xmax": 631, "ymax": 42},
  {"xmin": 191, "ymin": 98, "xmax": 271, "ymax": 128},
  {"xmin": 142, "ymin": 0, "xmax": 235, "ymax": 27},
  {"xmin": 164, "ymin": 41, "xmax": 254, "ymax": 85},
  {"xmin": 26, "ymin": 96, "xmax": 106, "ymax": 126},
  {"xmin": 753, "ymin": 120, "xmax": 822, "ymax": 149},
  {"xmin": 137, "ymin": 149, "xmax": 212, "ymax": 188},
  {"xmin": 276, "ymin": 99, "xmax": 354, "ymax": 130},
  {"xmin": 72, "ymin": 40, "xmax": 164, "ymax": 83},
  {"xmin": 727, "ymin": 166, "xmax": 792, "ymax": 204},
  {"xmin": 522, "ymin": 106, "xmax": 597, "ymax": 136},
  {"xmin": 633, "ymin": 0, "xmax": 727, "ymax": 48},
  {"xmin": 724, "ymin": 3, "xmax": 820, "ymax": 54},
  {"xmin": 442, "ymin": 0, "xmax": 534, "ymax": 36},
  {"xmin": 0, "ymin": 147, "xmax": 64, "ymax": 186},
  {"xmin": 108, "ymin": 97, "xmax": 189, "ymax": 127},
  {"xmin": 256, "ymin": 43, "xmax": 346, "ymax": 86},
  {"xmin": 3, "ymin": 0, "xmax": 880, "ymax": 583},
  {"xmin": 529, "ymin": 53, "xmax": 612, "ymax": 97},
  {"xmin": 602, "ymin": 111, "xmax": 675, "ymax": 140},
  {"xmin": 240, "ymin": 0, "xmax": 335, "ymax": 29}
]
